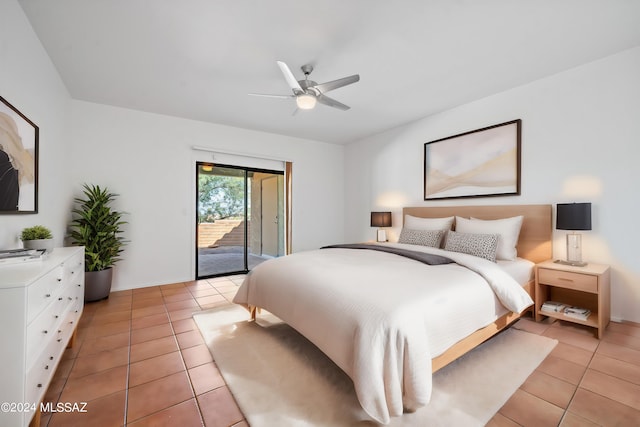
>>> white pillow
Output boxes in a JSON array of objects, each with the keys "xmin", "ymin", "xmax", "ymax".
[
  {"xmin": 404, "ymin": 215, "xmax": 454, "ymax": 232},
  {"xmin": 454, "ymin": 215, "xmax": 523, "ymax": 261}
]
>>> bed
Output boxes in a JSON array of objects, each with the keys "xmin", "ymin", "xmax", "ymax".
[{"xmin": 233, "ymin": 204, "xmax": 551, "ymax": 424}]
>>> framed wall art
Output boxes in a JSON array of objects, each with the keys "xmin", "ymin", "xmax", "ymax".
[
  {"xmin": 424, "ymin": 119, "xmax": 521, "ymax": 200},
  {"xmin": 0, "ymin": 95, "xmax": 38, "ymax": 214}
]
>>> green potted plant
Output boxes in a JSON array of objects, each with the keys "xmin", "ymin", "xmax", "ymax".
[
  {"xmin": 69, "ymin": 184, "xmax": 127, "ymax": 302},
  {"xmin": 21, "ymin": 225, "xmax": 54, "ymax": 251}
]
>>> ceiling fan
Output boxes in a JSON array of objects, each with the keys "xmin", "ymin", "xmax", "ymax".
[{"xmin": 249, "ymin": 61, "xmax": 360, "ymax": 111}]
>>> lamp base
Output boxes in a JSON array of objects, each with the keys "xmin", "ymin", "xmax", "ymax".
[
  {"xmin": 553, "ymin": 259, "xmax": 588, "ymax": 267},
  {"xmin": 565, "ymin": 232, "xmax": 585, "ymax": 265},
  {"xmin": 376, "ymin": 229, "xmax": 387, "ymax": 242}
]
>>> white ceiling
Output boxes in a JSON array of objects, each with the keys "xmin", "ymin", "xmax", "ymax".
[{"xmin": 18, "ymin": 0, "xmax": 640, "ymax": 144}]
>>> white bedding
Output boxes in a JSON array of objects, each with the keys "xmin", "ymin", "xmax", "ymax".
[
  {"xmin": 497, "ymin": 257, "xmax": 535, "ymax": 285},
  {"xmin": 232, "ymin": 243, "xmax": 533, "ymax": 424}
]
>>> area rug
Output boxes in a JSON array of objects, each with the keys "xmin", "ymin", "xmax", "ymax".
[{"xmin": 193, "ymin": 305, "xmax": 557, "ymax": 426}]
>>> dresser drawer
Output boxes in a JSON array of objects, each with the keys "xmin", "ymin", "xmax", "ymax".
[
  {"xmin": 62, "ymin": 252, "xmax": 84, "ymax": 285},
  {"xmin": 538, "ymin": 268, "xmax": 598, "ymax": 293},
  {"xmin": 58, "ymin": 308, "xmax": 79, "ymax": 344},
  {"xmin": 25, "ymin": 338, "xmax": 61, "ymax": 405},
  {"xmin": 26, "ymin": 267, "xmax": 63, "ymax": 323},
  {"xmin": 26, "ymin": 295, "xmax": 66, "ymax": 369}
]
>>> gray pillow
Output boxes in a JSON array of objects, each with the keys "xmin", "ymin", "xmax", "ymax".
[
  {"xmin": 443, "ymin": 230, "xmax": 499, "ymax": 262},
  {"xmin": 398, "ymin": 228, "xmax": 444, "ymax": 248}
]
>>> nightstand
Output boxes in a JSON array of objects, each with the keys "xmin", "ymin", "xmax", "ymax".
[{"xmin": 535, "ymin": 260, "xmax": 610, "ymax": 339}]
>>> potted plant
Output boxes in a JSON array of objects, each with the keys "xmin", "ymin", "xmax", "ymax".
[
  {"xmin": 69, "ymin": 184, "xmax": 127, "ymax": 302},
  {"xmin": 21, "ymin": 225, "xmax": 54, "ymax": 251}
]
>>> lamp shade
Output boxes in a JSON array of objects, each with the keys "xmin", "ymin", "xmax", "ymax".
[
  {"xmin": 371, "ymin": 212, "xmax": 392, "ymax": 227},
  {"xmin": 556, "ymin": 203, "xmax": 592, "ymax": 231}
]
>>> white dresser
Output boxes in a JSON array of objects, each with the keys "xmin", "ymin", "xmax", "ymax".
[{"xmin": 0, "ymin": 247, "xmax": 84, "ymax": 427}]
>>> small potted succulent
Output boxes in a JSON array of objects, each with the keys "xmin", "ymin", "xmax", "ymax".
[{"xmin": 21, "ymin": 225, "xmax": 54, "ymax": 251}]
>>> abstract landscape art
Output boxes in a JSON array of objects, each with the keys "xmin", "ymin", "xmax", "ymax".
[{"xmin": 424, "ymin": 120, "xmax": 521, "ymax": 200}]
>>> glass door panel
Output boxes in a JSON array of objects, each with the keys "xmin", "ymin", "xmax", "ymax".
[
  {"xmin": 197, "ymin": 164, "xmax": 247, "ymax": 277},
  {"xmin": 196, "ymin": 163, "xmax": 284, "ymax": 279}
]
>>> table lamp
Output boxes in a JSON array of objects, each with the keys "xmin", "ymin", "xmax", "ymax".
[
  {"xmin": 555, "ymin": 202, "xmax": 591, "ymax": 266},
  {"xmin": 370, "ymin": 212, "xmax": 392, "ymax": 242}
]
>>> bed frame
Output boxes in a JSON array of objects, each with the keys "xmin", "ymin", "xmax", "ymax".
[{"xmin": 402, "ymin": 204, "xmax": 552, "ymax": 372}]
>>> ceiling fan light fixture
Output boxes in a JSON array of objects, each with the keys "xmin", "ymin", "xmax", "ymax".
[{"xmin": 296, "ymin": 93, "xmax": 316, "ymax": 110}]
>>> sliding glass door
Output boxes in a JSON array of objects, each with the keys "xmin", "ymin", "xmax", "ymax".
[{"xmin": 196, "ymin": 163, "xmax": 284, "ymax": 279}]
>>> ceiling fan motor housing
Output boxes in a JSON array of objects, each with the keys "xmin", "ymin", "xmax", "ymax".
[{"xmin": 299, "ymin": 79, "xmax": 319, "ymax": 92}]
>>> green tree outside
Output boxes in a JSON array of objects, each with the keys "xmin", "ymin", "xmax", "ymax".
[{"xmin": 198, "ymin": 174, "xmax": 246, "ymax": 223}]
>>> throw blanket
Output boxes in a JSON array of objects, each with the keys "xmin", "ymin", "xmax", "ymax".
[
  {"xmin": 233, "ymin": 243, "xmax": 533, "ymax": 424},
  {"xmin": 321, "ymin": 243, "xmax": 454, "ymax": 265}
]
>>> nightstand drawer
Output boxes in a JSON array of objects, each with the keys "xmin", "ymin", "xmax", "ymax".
[{"xmin": 538, "ymin": 268, "xmax": 598, "ymax": 293}]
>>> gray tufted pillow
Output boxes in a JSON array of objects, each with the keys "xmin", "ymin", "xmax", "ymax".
[{"xmin": 443, "ymin": 230, "xmax": 499, "ymax": 262}]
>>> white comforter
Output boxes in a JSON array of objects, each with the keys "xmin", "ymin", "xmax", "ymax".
[{"xmin": 232, "ymin": 243, "xmax": 533, "ymax": 424}]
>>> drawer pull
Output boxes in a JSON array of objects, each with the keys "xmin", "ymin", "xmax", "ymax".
[
  {"xmin": 43, "ymin": 330, "xmax": 48, "ymax": 334},
  {"xmin": 558, "ymin": 277, "xmax": 574, "ymax": 282},
  {"xmin": 58, "ymin": 297, "xmax": 63, "ymax": 301},
  {"xmin": 55, "ymin": 315, "xmax": 59, "ymax": 319},
  {"xmin": 57, "ymin": 278, "xmax": 62, "ymax": 282},
  {"xmin": 57, "ymin": 339, "xmax": 62, "ymax": 342},
  {"xmin": 49, "ymin": 356, "xmax": 54, "ymax": 360},
  {"xmin": 37, "ymin": 383, "xmax": 42, "ymax": 388},
  {"xmin": 77, "ymin": 284, "xmax": 81, "ymax": 287},
  {"xmin": 68, "ymin": 297, "xmax": 73, "ymax": 301},
  {"xmin": 45, "ymin": 294, "xmax": 51, "ymax": 298},
  {"xmin": 45, "ymin": 365, "xmax": 49, "ymax": 370}
]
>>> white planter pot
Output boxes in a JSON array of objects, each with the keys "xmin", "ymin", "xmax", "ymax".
[{"xmin": 23, "ymin": 239, "xmax": 54, "ymax": 251}]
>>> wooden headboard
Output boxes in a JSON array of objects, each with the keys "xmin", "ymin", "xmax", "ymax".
[{"xmin": 402, "ymin": 204, "xmax": 552, "ymax": 264}]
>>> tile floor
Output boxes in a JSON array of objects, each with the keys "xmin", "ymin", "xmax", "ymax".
[{"xmin": 38, "ymin": 275, "xmax": 640, "ymax": 427}]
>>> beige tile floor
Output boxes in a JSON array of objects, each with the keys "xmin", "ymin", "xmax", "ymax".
[{"xmin": 38, "ymin": 276, "xmax": 640, "ymax": 426}]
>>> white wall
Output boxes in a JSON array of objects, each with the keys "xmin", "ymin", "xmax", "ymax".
[
  {"xmin": 68, "ymin": 101, "xmax": 345, "ymax": 291},
  {"xmin": 0, "ymin": 0, "xmax": 72, "ymax": 250},
  {"xmin": 345, "ymin": 46, "xmax": 640, "ymax": 323}
]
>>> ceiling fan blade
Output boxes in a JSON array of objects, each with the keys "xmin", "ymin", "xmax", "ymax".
[
  {"xmin": 248, "ymin": 93, "xmax": 293, "ymax": 99},
  {"xmin": 276, "ymin": 61, "xmax": 303, "ymax": 94},
  {"xmin": 316, "ymin": 94, "xmax": 350, "ymax": 111},
  {"xmin": 313, "ymin": 74, "xmax": 360, "ymax": 93}
]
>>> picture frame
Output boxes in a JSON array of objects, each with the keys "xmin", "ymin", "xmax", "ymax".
[
  {"xmin": 424, "ymin": 119, "xmax": 521, "ymax": 200},
  {"xmin": 0, "ymin": 95, "xmax": 38, "ymax": 214}
]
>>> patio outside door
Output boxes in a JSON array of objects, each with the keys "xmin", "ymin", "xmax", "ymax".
[{"xmin": 196, "ymin": 162, "xmax": 284, "ymax": 279}]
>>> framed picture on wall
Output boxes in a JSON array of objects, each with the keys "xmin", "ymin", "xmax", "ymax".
[
  {"xmin": 0, "ymin": 95, "xmax": 39, "ymax": 214},
  {"xmin": 423, "ymin": 119, "xmax": 521, "ymax": 200}
]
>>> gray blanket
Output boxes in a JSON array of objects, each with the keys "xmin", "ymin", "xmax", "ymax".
[{"xmin": 321, "ymin": 243, "xmax": 454, "ymax": 265}]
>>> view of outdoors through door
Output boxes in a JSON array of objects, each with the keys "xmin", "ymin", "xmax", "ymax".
[{"xmin": 196, "ymin": 163, "xmax": 284, "ymax": 278}]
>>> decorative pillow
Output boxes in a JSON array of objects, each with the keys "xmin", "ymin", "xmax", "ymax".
[
  {"xmin": 398, "ymin": 228, "xmax": 444, "ymax": 248},
  {"xmin": 404, "ymin": 215, "xmax": 454, "ymax": 232},
  {"xmin": 443, "ymin": 230, "xmax": 499, "ymax": 262},
  {"xmin": 455, "ymin": 215, "xmax": 523, "ymax": 261}
]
